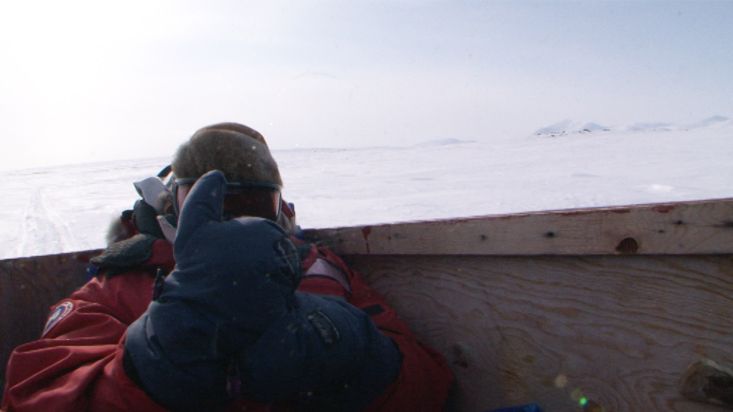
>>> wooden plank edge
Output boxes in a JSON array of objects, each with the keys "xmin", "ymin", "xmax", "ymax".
[
  {"xmin": 2, "ymin": 198, "xmax": 731, "ymax": 262},
  {"xmin": 0, "ymin": 249, "xmax": 101, "ymax": 265},
  {"xmin": 304, "ymin": 197, "xmax": 733, "ymax": 256}
]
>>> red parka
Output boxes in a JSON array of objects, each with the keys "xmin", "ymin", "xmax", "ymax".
[{"xmin": 2, "ymin": 236, "xmax": 453, "ymax": 411}]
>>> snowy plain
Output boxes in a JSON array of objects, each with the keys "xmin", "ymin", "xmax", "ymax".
[{"xmin": 1, "ymin": 117, "xmax": 731, "ymax": 260}]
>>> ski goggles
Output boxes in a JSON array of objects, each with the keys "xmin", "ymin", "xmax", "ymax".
[{"xmin": 172, "ymin": 176, "xmax": 282, "ymax": 220}]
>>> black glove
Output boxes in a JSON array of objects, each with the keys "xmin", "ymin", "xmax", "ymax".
[
  {"xmin": 124, "ymin": 170, "xmax": 301, "ymax": 411},
  {"xmin": 88, "ymin": 201, "xmax": 164, "ymax": 275},
  {"xmin": 133, "ymin": 199, "xmax": 165, "ymax": 238}
]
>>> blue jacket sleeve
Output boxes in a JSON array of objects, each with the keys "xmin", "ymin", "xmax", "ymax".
[
  {"xmin": 123, "ymin": 171, "xmax": 301, "ymax": 411},
  {"xmin": 238, "ymin": 292, "xmax": 402, "ymax": 410}
]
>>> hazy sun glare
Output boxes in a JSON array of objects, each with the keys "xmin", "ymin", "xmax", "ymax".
[{"xmin": 0, "ymin": 1, "xmax": 731, "ymax": 171}]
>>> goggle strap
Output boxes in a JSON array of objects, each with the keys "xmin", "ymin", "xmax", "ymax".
[
  {"xmin": 157, "ymin": 164, "xmax": 173, "ymax": 179},
  {"xmin": 175, "ymin": 177, "xmax": 281, "ymax": 192}
]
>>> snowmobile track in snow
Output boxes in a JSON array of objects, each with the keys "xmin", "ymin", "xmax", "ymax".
[{"xmin": 17, "ymin": 188, "xmax": 78, "ymax": 258}]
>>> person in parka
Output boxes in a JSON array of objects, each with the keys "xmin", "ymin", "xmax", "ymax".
[{"xmin": 2, "ymin": 122, "xmax": 453, "ymax": 412}]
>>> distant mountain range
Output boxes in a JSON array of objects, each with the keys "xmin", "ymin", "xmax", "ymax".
[{"xmin": 534, "ymin": 116, "xmax": 731, "ymax": 137}]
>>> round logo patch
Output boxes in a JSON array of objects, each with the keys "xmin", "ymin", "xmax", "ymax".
[{"xmin": 42, "ymin": 301, "xmax": 74, "ymax": 337}]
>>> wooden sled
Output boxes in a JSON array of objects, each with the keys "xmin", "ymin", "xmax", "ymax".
[{"xmin": 2, "ymin": 198, "xmax": 732, "ymax": 411}]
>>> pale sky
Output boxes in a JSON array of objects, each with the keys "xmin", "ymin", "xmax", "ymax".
[{"xmin": 1, "ymin": 0, "xmax": 731, "ymax": 171}]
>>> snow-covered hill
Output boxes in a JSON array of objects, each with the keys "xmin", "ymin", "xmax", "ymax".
[
  {"xmin": 684, "ymin": 115, "xmax": 731, "ymax": 130},
  {"xmin": 534, "ymin": 115, "xmax": 731, "ymax": 137},
  {"xmin": 534, "ymin": 120, "xmax": 611, "ymax": 137}
]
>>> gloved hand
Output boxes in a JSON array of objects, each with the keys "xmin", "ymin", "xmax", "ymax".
[
  {"xmin": 87, "ymin": 200, "xmax": 165, "ymax": 275},
  {"xmin": 169, "ymin": 169, "xmax": 300, "ymax": 347},
  {"xmin": 124, "ymin": 170, "xmax": 301, "ymax": 411},
  {"xmin": 238, "ymin": 292, "xmax": 402, "ymax": 411},
  {"xmin": 133, "ymin": 199, "xmax": 165, "ymax": 238}
]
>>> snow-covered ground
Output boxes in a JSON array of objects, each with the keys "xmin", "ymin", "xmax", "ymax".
[{"xmin": 1, "ymin": 118, "xmax": 731, "ymax": 259}]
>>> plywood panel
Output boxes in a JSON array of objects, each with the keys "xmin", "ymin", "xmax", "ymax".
[
  {"xmin": 2, "ymin": 198, "xmax": 732, "ymax": 409},
  {"xmin": 0, "ymin": 250, "xmax": 93, "ymax": 392},
  {"xmin": 310, "ymin": 198, "xmax": 733, "ymax": 256},
  {"xmin": 346, "ymin": 254, "xmax": 733, "ymax": 412}
]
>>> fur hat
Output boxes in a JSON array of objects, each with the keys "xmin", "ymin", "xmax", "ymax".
[{"xmin": 172, "ymin": 123, "xmax": 283, "ymax": 187}]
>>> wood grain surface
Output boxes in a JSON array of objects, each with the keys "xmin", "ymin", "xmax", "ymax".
[
  {"xmin": 309, "ymin": 198, "xmax": 733, "ymax": 256},
  {"xmin": 0, "ymin": 251, "xmax": 93, "ymax": 392},
  {"xmin": 346, "ymin": 254, "xmax": 733, "ymax": 412},
  {"xmin": 1, "ymin": 198, "xmax": 732, "ymax": 411}
]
